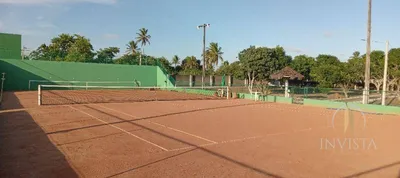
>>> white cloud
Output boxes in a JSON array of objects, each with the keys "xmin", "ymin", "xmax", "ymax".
[
  {"xmin": 323, "ymin": 31, "xmax": 333, "ymax": 38},
  {"xmin": 0, "ymin": 0, "xmax": 117, "ymax": 5},
  {"xmin": 286, "ymin": 47, "xmax": 305, "ymax": 54},
  {"xmin": 102, "ymin": 33, "xmax": 119, "ymax": 40}
]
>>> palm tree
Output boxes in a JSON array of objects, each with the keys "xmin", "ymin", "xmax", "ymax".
[
  {"xmin": 172, "ymin": 55, "xmax": 180, "ymax": 68},
  {"xmin": 206, "ymin": 42, "xmax": 224, "ymax": 68},
  {"xmin": 126, "ymin": 40, "xmax": 140, "ymax": 55},
  {"xmin": 136, "ymin": 28, "xmax": 151, "ymax": 65},
  {"xmin": 183, "ymin": 56, "xmax": 199, "ymax": 70}
]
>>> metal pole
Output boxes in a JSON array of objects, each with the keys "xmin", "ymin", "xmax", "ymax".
[
  {"xmin": 382, "ymin": 40, "xmax": 389, "ymax": 106},
  {"xmin": 0, "ymin": 73, "xmax": 5, "ymax": 104},
  {"xmin": 363, "ymin": 0, "xmax": 372, "ymax": 104},
  {"xmin": 38, "ymin": 85, "xmax": 42, "ymax": 106},
  {"xmin": 202, "ymin": 25, "xmax": 206, "ymax": 89}
]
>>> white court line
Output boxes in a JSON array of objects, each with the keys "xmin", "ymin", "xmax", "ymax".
[
  {"xmin": 69, "ymin": 106, "xmax": 169, "ymax": 151},
  {"xmin": 168, "ymin": 126, "xmax": 332, "ymax": 152},
  {"xmin": 96, "ymin": 104, "xmax": 218, "ymax": 144},
  {"xmin": 169, "ymin": 143, "xmax": 217, "ymax": 152}
]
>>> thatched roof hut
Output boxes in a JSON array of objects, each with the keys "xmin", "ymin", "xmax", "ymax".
[
  {"xmin": 270, "ymin": 66, "xmax": 304, "ymax": 98},
  {"xmin": 270, "ymin": 66, "xmax": 304, "ymax": 80}
]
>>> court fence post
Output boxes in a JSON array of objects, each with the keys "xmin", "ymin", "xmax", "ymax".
[{"xmin": 38, "ymin": 85, "xmax": 42, "ymax": 106}]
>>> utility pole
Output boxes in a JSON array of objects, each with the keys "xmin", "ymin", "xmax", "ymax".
[
  {"xmin": 21, "ymin": 46, "xmax": 30, "ymax": 60},
  {"xmin": 197, "ymin": 24, "xmax": 210, "ymax": 88},
  {"xmin": 382, "ymin": 40, "xmax": 389, "ymax": 106},
  {"xmin": 363, "ymin": 0, "xmax": 372, "ymax": 104}
]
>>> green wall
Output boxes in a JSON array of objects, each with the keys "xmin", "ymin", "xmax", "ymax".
[
  {"xmin": 156, "ymin": 67, "xmax": 174, "ymax": 87},
  {"xmin": 303, "ymin": 99, "xmax": 344, "ymax": 108},
  {"xmin": 0, "ymin": 59, "xmax": 165, "ymax": 91},
  {"xmin": 0, "ymin": 33, "xmax": 21, "ymax": 59},
  {"xmin": 304, "ymin": 99, "xmax": 400, "ymax": 115}
]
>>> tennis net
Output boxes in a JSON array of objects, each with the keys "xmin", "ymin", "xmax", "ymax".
[
  {"xmin": 29, "ymin": 80, "xmax": 142, "ymax": 90},
  {"xmin": 38, "ymin": 85, "xmax": 233, "ymax": 106}
]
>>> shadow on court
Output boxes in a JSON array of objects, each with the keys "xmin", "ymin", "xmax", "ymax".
[
  {"xmin": 105, "ymin": 148, "xmax": 198, "ymax": 178},
  {"xmin": 82, "ymin": 105, "xmax": 284, "ymax": 178},
  {"xmin": 342, "ymin": 161, "xmax": 400, "ymax": 178},
  {"xmin": 0, "ymin": 92, "xmax": 79, "ymax": 177},
  {"xmin": 46, "ymin": 101, "xmax": 263, "ymax": 135}
]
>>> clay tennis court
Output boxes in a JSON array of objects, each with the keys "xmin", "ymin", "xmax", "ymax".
[{"xmin": 1, "ymin": 90, "xmax": 400, "ymax": 178}]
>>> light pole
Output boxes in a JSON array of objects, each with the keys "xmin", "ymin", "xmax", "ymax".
[
  {"xmin": 363, "ymin": 0, "xmax": 372, "ymax": 104},
  {"xmin": 22, "ymin": 46, "xmax": 30, "ymax": 60},
  {"xmin": 382, "ymin": 40, "xmax": 389, "ymax": 106},
  {"xmin": 197, "ymin": 23, "xmax": 210, "ymax": 88},
  {"xmin": 361, "ymin": 39, "xmax": 389, "ymax": 105}
]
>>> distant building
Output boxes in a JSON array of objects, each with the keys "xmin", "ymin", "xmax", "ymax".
[{"xmin": 0, "ymin": 33, "xmax": 22, "ymax": 59}]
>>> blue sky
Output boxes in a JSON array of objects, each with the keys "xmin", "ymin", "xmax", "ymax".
[{"xmin": 0, "ymin": 0, "xmax": 399, "ymax": 63}]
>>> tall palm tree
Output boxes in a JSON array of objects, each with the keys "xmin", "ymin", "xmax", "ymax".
[
  {"xmin": 136, "ymin": 28, "xmax": 151, "ymax": 65},
  {"xmin": 126, "ymin": 40, "xmax": 140, "ymax": 55},
  {"xmin": 172, "ymin": 55, "xmax": 180, "ymax": 68},
  {"xmin": 206, "ymin": 42, "xmax": 224, "ymax": 68}
]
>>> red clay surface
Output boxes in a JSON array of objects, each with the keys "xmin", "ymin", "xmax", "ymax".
[{"xmin": 1, "ymin": 91, "xmax": 400, "ymax": 178}]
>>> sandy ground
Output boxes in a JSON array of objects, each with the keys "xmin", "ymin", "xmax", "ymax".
[{"xmin": 1, "ymin": 91, "xmax": 400, "ymax": 178}]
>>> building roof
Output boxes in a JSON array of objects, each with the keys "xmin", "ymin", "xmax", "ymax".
[{"xmin": 270, "ymin": 66, "xmax": 304, "ymax": 80}]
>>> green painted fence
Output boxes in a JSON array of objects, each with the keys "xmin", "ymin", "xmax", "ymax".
[
  {"xmin": 0, "ymin": 59, "xmax": 171, "ymax": 91},
  {"xmin": 303, "ymin": 99, "xmax": 344, "ymax": 108},
  {"xmin": 304, "ymin": 99, "xmax": 400, "ymax": 115},
  {"xmin": 237, "ymin": 93, "xmax": 294, "ymax": 104},
  {"xmin": 275, "ymin": 96, "xmax": 293, "ymax": 104}
]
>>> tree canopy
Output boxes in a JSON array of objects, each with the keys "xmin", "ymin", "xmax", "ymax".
[{"xmin": 27, "ymin": 32, "xmax": 400, "ymax": 93}]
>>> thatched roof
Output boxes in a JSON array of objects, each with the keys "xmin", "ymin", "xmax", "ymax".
[{"xmin": 270, "ymin": 66, "xmax": 304, "ymax": 80}]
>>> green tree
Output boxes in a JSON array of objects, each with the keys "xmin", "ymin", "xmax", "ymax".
[
  {"xmin": 180, "ymin": 56, "xmax": 201, "ymax": 75},
  {"xmin": 364, "ymin": 50, "xmax": 385, "ymax": 92},
  {"xmin": 64, "ymin": 35, "xmax": 95, "ymax": 62},
  {"xmin": 29, "ymin": 44, "xmax": 52, "ymax": 60},
  {"xmin": 347, "ymin": 51, "xmax": 364, "ymax": 82},
  {"xmin": 30, "ymin": 33, "xmax": 94, "ymax": 62},
  {"xmin": 310, "ymin": 54, "xmax": 341, "ymax": 87},
  {"xmin": 95, "ymin": 47, "xmax": 120, "ymax": 64},
  {"xmin": 136, "ymin": 28, "xmax": 151, "ymax": 65},
  {"xmin": 114, "ymin": 54, "xmax": 140, "ymax": 65},
  {"xmin": 275, "ymin": 46, "xmax": 292, "ymax": 69},
  {"xmin": 336, "ymin": 62, "xmax": 359, "ymax": 98},
  {"xmin": 290, "ymin": 55, "xmax": 315, "ymax": 81},
  {"xmin": 388, "ymin": 48, "xmax": 400, "ymax": 91},
  {"xmin": 205, "ymin": 42, "xmax": 224, "ymax": 68},
  {"xmin": 239, "ymin": 46, "xmax": 284, "ymax": 91},
  {"xmin": 157, "ymin": 56, "xmax": 173, "ymax": 73},
  {"xmin": 50, "ymin": 33, "xmax": 75, "ymax": 59},
  {"xmin": 126, "ymin": 40, "xmax": 140, "ymax": 55},
  {"xmin": 215, "ymin": 61, "xmax": 230, "ymax": 75},
  {"xmin": 215, "ymin": 61, "xmax": 245, "ymax": 79},
  {"xmin": 172, "ymin": 55, "xmax": 180, "ymax": 68}
]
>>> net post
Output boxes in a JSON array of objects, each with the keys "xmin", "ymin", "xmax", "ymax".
[{"xmin": 38, "ymin": 85, "xmax": 42, "ymax": 106}]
